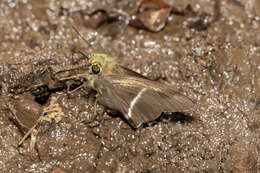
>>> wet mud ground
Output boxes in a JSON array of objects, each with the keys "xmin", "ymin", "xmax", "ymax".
[{"xmin": 0, "ymin": 0, "xmax": 260, "ymax": 172}]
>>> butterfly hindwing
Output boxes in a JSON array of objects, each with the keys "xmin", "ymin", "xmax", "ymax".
[{"xmin": 94, "ymin": 75, "xmax": 194, "ymax": 128}]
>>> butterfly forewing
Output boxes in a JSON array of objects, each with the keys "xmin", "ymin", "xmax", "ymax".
[
  {"xmin": 103, "ymin": 60, "xmax": 149, "ymax": 80},
  {"xmin": 94, "ymin": 75, "xmax": 194, "ymax": 128}
]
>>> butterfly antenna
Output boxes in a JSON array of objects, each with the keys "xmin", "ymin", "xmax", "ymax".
[
  {"xmin": 71, "ymin": 25, "xmax": 107, "ymax": 53},
  {"xmin": 71, "ymin": 25, "xmax": 92, "ymax": 48}
]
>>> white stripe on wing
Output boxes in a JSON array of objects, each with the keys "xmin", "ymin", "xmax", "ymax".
[{"xmin": 127, "ymin": 88, "xmax": 147, "ymax": 119}]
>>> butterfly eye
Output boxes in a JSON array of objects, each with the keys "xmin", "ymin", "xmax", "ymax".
[{"xmin": 92, "ymin": 64, "xmax": 101, "ymax": 74}]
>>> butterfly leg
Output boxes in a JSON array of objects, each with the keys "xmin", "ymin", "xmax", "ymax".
[
  {"xmin": 93, "ymin": 91, "xmax": 101, "ymax": 116},
  {"xmin": 94, "ymin": 98, "xmax": 98, "ymax": 116},
  {"xmin": 88, "ymin": 89, "xmax": 101, "ymax": 116}
]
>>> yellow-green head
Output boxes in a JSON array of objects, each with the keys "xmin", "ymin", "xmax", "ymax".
[
  {"xmin": 89, "ymin": 53, "xmax": 117, "ymax": 76},
  {"xmin": 89, "ymin": 53, "xmax": 146, "ymax": 78},
  {"xmin": 90, "ymin": 54, "xmax": 107, "ymax": 68},
  {"xmin": 89, "ymin": 53, "xmax": 108, "ymax": 74}
]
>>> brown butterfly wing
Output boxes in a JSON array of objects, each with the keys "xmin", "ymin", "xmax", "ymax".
[
  {"xmin": 104, "ymin": 62, "xmax": 149, "ymax": 80},
  {"xmin": 94, "ymin": 75, "xmax": 194, "ymax": 128}
]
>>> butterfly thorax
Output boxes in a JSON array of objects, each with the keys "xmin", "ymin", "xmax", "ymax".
[{"xmin": 86, "ymin": 73, "xmax": 98, "ymax": 88}]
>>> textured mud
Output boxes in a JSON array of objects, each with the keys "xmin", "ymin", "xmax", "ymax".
[{"xmin": 0, "ymin": 0, "xmax": 260, "ymax": 172}]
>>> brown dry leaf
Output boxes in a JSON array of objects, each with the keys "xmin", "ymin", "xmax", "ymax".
[
  {"xmin": 61, "ymin": 0, "xmax": 188, "ymax": 32},
  {"xmin": 129, "ymin": 0, "xmax": 172, "ymax": 32},
  {"xmin": 52, "ymin": 167, "xmax": 67, "ymax": 173}
]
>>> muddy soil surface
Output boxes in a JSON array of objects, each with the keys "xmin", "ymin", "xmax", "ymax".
[{"xmin": 0, "ymin": 0, "xmax": 259, "ymax": 172}]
